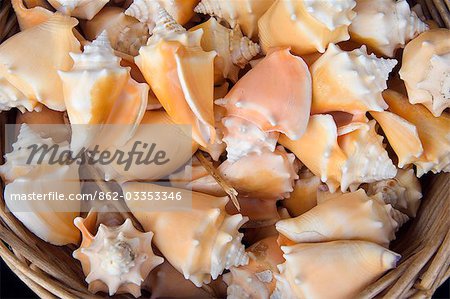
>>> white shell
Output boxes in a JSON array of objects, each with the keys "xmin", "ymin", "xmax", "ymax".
[
  {"xmin": 125, "ymin": 0, "xmax": 158, "ymax": 29},
  {"xmin": 47, "ymin": 0, "xmax": 109, "ymax": 20},
  {"xmin": 0, "ymin": 77, "xmax": 41, "ymax": 112}
]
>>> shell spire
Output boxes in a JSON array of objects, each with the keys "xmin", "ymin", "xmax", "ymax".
[
  {"xmin": 230, "ymin": 26, "xmax": 261, "ymax": 68},
  {"xmin": 152, "ymin": 3, "xmax": 185, "ymax": 37},
  {"xmin": 125, "ymin": 0, "xmax": 158, "ymax": 24},
  {"xmin": 194, "ymin": 0, "xmax": 222, "ymax": 17}
]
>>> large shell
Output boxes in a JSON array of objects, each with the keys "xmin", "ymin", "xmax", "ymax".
[
  {"xmin": 47, "ymin": 0, "xmax": 109, "ymax": 20},
  {"xmin": 0, "ymin": 14, "xmax": 81, "ymax": 111},
  {"xmin": 349, "ymin": 0, "xmax": 428, "ymax": 57},
  {"xmin": 81, "ymin": 7, "xmax": 150, "ymax": 57},
  {"xmin": 58, "ymin": 32, "xmax": 147, "ymax": 152},
  {"xmin": 224, "ymin": 236, "xmax": 284, "ymax": 299},
  {"xmin": 276, "ymin": 189, "xmax": 408, "ymax": 247},
  {"xmin": 73, "ymin": 213, "xmax": 163, "ymax": 297},
  {"xmin": 124, "ymin": 183, "xmax": 249, "ymax": 287},
  {"xmin": 11, "ymin": 0, "xmax": 53, "ymax": 30},
  {"xmin": 135, "ymin": 7, "xmax": 216, "ymax": 147},
  {"xmin": 195, "ymin": 0, "xmax": 275, "ymax": 38},
  {"xmin": 0, "ymin": 76, "xmax": 40, "ymax": 112},
  {"xmin": 282, "ymin": 172, "xmax": 321, "ymax": 217},
  {"xmin": 310, "ymin": 44, "xmax": 397, "ymax": 114},
  {"xmin": 258, "ymin": 0, "xmax": 356, "ymax": 55},
  {"xmin": 383, "ymin": 90, "xmax": 450, "ymax": 176},
  {"xmin": 367, "ymin": 168, "xmax": 422, "ymax": 218},
  {"xmin": 217, "ymin": 48, "xmax": 312, "ymax": 141},
  {"xmin": 399, "ymin": 29, "xmax": 450, "ymax": 116},
  {"xmin": 0, "ymin": 125, "xmax": 80, "ymax": 245},
  {"xmin": 190, "ymin": 17, "xmax": 260, "ymax": 84},
  {"xmin": 272, "ymin": 241, "xmax": 400, "ymax": 299}
]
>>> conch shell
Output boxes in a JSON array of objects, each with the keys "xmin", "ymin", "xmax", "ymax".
[
  {"xmin": 0, "ymin": 14, "xmax": 81, "ymax": 111},
  {"xmin": 136, "ymin": 6, "xmax": 216, "ymax": 147},
  {"xmin": 349, "ymin": 0, "xmax": 428, "ymax": 57},
  {"xmin": 276, "ymin": 189, "xmax": 408, "ymax": 247},
  {"xmin": 47, "ymin": 0, "xmax": 109, "ymax": 20},
  {"xmin": 0, "ymin": 124, "xmax": 80, "ymax": 245},
  {"xmin": 282, "ymin": 171, "xmax": 321, "ymax": 217},
  {"xmin": 194, "ymin": 0, "xmax": 275, "ymax": 38},
  {"xmin": 383, "ymin": 90, "xmax": 450, "ymax": 176},
  {"xmin": 59, "ymin": 32, "xmax": 147, "ymax": 152},
  {"xmin": 258, "ymin": 0, "xmax": 356, "ymax": 55},
  {"xmin": 310, "ymin": 44, "xmax": 397, "ymax": 114},
  {"xmin": 11, "ymin": 0, "xmax": 53, "ymax": 30},
  {"xmin": 0, "ymin": 76, "xmax": 40, "ymax": 112},
  {"xmin": 124, "ymin": 183, "xmax": 249, "ymax": 287},
  {"xmin": 399, "ymin": 29, "xmax": 450, "ymax": 116},
  {"xmin": 81, "ymin": 7, "xmax": 150, "ymax": 57},
  {"xmin": 367, "ymin": 168, "xmax": 422, "ymax": 218},
  {"xmin": 190, "ymin": 17, "xmax": 260, "ymax": 84},
  {"xmin": 272, "ymin": 241, "xmax": 400, "ymax": 299},
  {"xmin": 73, "ymin": 213, "xmax": 164, "ymax": 297},
  {"xmin": 217, "ymin": 48, "xmax": 312, "ymax": 141}
]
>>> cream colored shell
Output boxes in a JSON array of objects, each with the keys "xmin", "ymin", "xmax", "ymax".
[
  {"xmin": 11, "ymin": 0, "xmax": 53, "ymax": 30},
  {"xmin": 47, "ymin": 0, "xmax": 109, "ymax": 20},
  {"xmin": 0, "ymin": 77, "xmax": 41, "ymax": 112}
]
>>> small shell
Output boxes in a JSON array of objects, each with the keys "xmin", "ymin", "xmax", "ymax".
[
  {"xmin": 190, "ymin": 18, "xmax": 260, "ymax": 84},
  {"xmin": 258, "ymin": 0, "xmax": 356, "ymax": 55},
  {"xmin": 0, "ymin": 76, "xmax": 40, "ymax": 112},
  {"xmin": 81, "ymin": 7, "xmax": 150, "ymax": 57},
  {"xmin": 383, "ymin": 90, "xmax": 450, "ymax": 176},
  {"xmin": 47, "ymin": 0, "xmax": 109, "ymax": 20},
  {"xmin": 136, "ymin": 7, "xmax": 217, "ymax": 147},
  {"xmin": 73, "ymin": 214, "xmax": 163, "ymax": 297},
  {"xmin": 311, "ymin": 44, "xmax": 397, "ymax": 114},
  {"xmin": 124, "ymin": 183, "xmax": 249, "ymax": 287},
  {"xmin": 195, "ymin": 0, "xmax": 275, "ymax": 38},
  {"xmin": 367, "ymin": 168, "xmax": 422, "ymax": 218},
  {"xmin": 282, "ymin": 174, "xmax": 321, "ymax": 217},
  {"xmin": 272, "ymin": 241, "xmax": 400, "ymax": 299},
  {"xmin": 349, "ymin": 0, "xmax": 428, "ymax": 57},
  {"xmin": 11, "ymin": 0, "xmax": 53, "ymax": 30},
  {"xmin": 276, "ymin": 189, "xmax": 407, "ymax": 247},
  {"xmin": 399, "ymin": 29, "xmax": 450, "ymax": 116},
  {"xmin": 217, "ymin": 48, "xmax": 312, "ymax": 141},
  {"xmin": 371, "ymin": 110, "xmax": 423, "ymax": 168},
  {"xmin": 0, "ymin": 14, "xmax": 81, "ymax": 111}
]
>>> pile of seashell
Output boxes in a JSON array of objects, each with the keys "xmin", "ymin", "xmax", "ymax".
[{"xmin": 0, "ymin": 0, "xmax": 449, "ymax": 298}]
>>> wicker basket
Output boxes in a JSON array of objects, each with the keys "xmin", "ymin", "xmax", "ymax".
[{"xmin": 0, "ymin": 0, "xmax": 449, "ymax": 298}]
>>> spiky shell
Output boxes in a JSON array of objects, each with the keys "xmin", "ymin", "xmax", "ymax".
[
  {"xmin": 0, "ymin": 125, "xmax": 80, "ymax": 245},
  {"xmin": 47, "ymin": 0, "xmax": 109, "ymax": 20},
  {"xmin": 217, "ymin": 48, "xmax": 312, "ymax": 141},
  {"xmin": 81, "ymin": 7, "xmax": 150, "ymax": 57},
  {"xmin": 400, "ymin": 29, "xmax": 450, "ymax": 116},
  {"xmin": 383, "ymin": 90, "xmax": 450, "ymax": 176},
  {"xmin": 124, "ymin": 183, "xmax": 249, "ymax": 287},
  {"xmin": 258, "ymin": 0, "xmax": 356, "ymax": 55},
  {"xmin": 272, "ymin": 241, "xmax": 400, "ymax": 299},
  {"xmin": 135, "ymin": 7, "xmax": 217, "ymax": 147},
  {"xmin": 190, "ymin": 18, "xmax": 260, "ymax": 84},
  {"xmin": 73, "ymin": 214, "xmax": 163, "ymax": 297},
  {"xmin": 195, "ymin": 0, "xmax": 275, "ymax": 38},
  {"xmin": 282, "ymin": 174, "xmax": 321, "ymax": 217},
  {"xmin": 349, "ymin": 0, "xmax": 428, "ymax": 57},
  {"xmin": 11, "ymin": 0, "xmax": 53, "ymax": 30},
  {"xmin": 0, "ymin": 14, "xmax": 81, "ymax": 111},
  {"xmin": 311, "ymin": 44, "xmax": 397, "ymax": 114},
  {"xmin": 276, "ymin": 189, "xmax": 407, "ymax": 246},
  {"xmin": 0, "ymin": 76, "xmax": 40, "ymax": 112}
]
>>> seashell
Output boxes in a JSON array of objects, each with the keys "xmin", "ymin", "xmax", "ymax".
[
  {"xmin": 226, "ymin": 197, "xmax": 281, "ymax": 228},
  {"xmin": 190, "ymin": 18, "xmax": 260, "ymax": 84},
  {"xmin": 258, "ymin": 0, "xmax": 356, "ymax": 55},
  {"xmin": 124, "ymin": 0, "xmax": 159, "ymax": 27},
  {"xmin": 195, "ymin": 0, "xmax": 275, "ymax": 38},
  {"xmin": 23, "ymin": 0, "xmax": 54, "ymax": 10},
  {"xmin": 218, "ymin": 146, "xmax": 299, "ymax": 200},
  {"xmin": 276, "ymin": 189, "xmax": 407, "ymax": 247},
  {"xmin": 12, "ymin": 0, "xmax": 53, "ymax": 30},
  {"xmin": 0, "ymin": 14, "xmax": 81, "ymax": 111},
  {"xmin": 279, "ymin": 114, "xmax": 347, "ymax": 193},
  {"xmin": 272, "ymin": 241, "xmax": 400, "ymax": 299},
  {"xmin": 399, "ymin": 29, "xmax": 450, "ymax": 117},
  {"xmin": 370, "ymin": 110, "xmax": 423, "ymax": 168},
  {"xmin": 199, "ymin": 104, "xmax": 227, "ymax": 161},
  {"xmin": 383, "ymin": 90, "xmax": 450, "ymax": 176},
  {"xmin": 136, "ymin": 6, "xmax": 217, "ymax": 147},
  {"xmin": 224, "ymin": 236, "xmax": 284, "ymax": 299},
  {"xmin": 81, "ymin": 7, "xmax": 150, "ymax": 57},
  {"xmin": 217, "ymin": 48, "xmax": 312, "ymax": 140},
  {"xmin": 73, "ymin": 213, "xmax": 164, "ymax": 297},
  {"xmin": 282, "ymin": 174, "xmax": 321, "ymax": 217},
  {"xmin": 0, "ymin": 76, "xmax": 40, "ymax": 113},
  {"xmin": 310, "ymin": 44, "xmax": 397, "ymax": 114},
  {"xmin": 367, "ymin": 168, "xmax": 422, "ymax": 218},
  {"xmin": 0, "ymin": 124, "xmax": 81, "ymax": 245},
  {"xmin": 47, "ymin": 0, "xmax": 109, "ymax": 20},
  {"xmin": 338, "ymin": 120, "xmax": 397, "ymax": 192},
  {"xmin": 124, "ymin": 183, "xmax": 249, "ymax": 287},
  {"xmin": 349, "ymin": 0, "xmax": 428, "ymax": 57}
]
